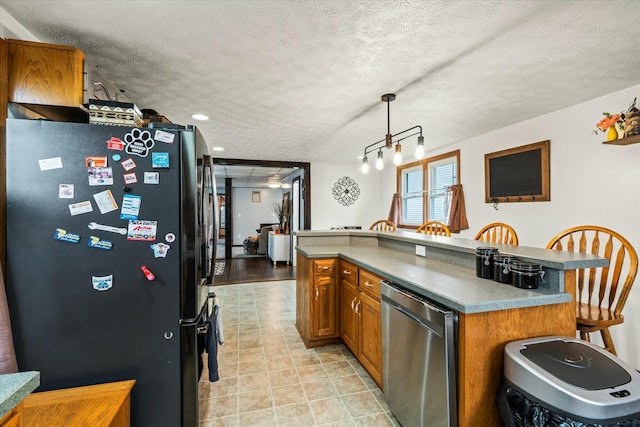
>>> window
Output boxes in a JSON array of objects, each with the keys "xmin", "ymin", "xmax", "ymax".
[{"xmin": 396, "ymin": 150, "xmax": 460, "ymax": 227}]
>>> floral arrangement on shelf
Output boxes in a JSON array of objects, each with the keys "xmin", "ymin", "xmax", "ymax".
[{"xmin": 594, "ymin": 112, "xmax": 625, "ymax": 135}]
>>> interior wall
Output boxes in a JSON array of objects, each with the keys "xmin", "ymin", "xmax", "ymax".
[
  {"xmin": 309, "ymin": 162, "xmax": 386, "ymax": 231},
  {"xmin": 231, "ymin": 187, "xmax": 283, "ymax": 246}
]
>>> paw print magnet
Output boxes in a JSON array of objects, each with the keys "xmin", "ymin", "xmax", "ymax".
[{"xmin": 124, "ymin": 129, "xmax": 155, "ymax": 157}]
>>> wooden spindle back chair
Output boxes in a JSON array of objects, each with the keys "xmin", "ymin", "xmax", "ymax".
[
  {"xmin": 474, "ymin": 222, "xmax": 519, "ymax": 245},
  {"xmin": 369, "ymin": 220, "xmax": 397, "ymax": 231},
  {"xmin": 416, "ymin": 221, "xmax": 451, "ymax": 237},
  {"xmin": 546, "ymin": 225, "xmax": 638, "ymax": 355}
]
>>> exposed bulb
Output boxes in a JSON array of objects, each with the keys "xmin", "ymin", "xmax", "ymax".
[
  {"xmin": 361, "ymin": 156, "xmax": 369, "ymax": 174},
  {"xmin": 393, "ymin": 143, "xmax": 402, "ymax": 166},
  {"xmin": 375, "ymin": 150, "xmax": 384, "ymax": 170},
  {"xmin": 415, "ymin": 136, "xmax": 425, "ymax": 160}
]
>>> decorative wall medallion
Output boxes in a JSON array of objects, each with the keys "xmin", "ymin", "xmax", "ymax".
[{"xmin": 332, "ymin": 176, "xmax": 360, "ymax": 206}]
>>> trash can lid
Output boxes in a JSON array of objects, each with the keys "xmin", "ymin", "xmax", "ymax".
[{"xmin": 521, "ymin": 340, "xmax": 631, "ymax": 390}]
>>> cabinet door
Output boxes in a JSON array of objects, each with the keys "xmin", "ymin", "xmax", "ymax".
[
  {"xmin": 311, "ymin": 275, "xmax": 337, "ymax": 338},
  {"xmin": 7, "ymin": 40, "xmax": 85, "ymax": 106},
  {"xmin": 358, "ymin": 290, "xmax": 383, "ymax": 388},
  {"xmin": 340, "ymin": 279, "xmax": 359, "ymax": 355}
]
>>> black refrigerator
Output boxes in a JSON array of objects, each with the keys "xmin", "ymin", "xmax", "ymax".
[{"xmin": 5, "ymin": 118, "xmax": 217, "ymax": 426}]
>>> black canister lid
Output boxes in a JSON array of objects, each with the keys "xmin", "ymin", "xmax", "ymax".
[
  {"xmin": 494, "ymin": 254, "xmax": 516, "ymax": 263},
  {"xmin": 476, "ymin": 246, "xmax": 499, "ymax": 255},
  {"xmin": 511, "ymin": 261, "xmax": 542, "ymax": 272}
]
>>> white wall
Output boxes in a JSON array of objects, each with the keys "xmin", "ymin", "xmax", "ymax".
[
  {"xmin": 231, "ymin": 188, "xmax": 283, "ymax": 245},
  {"xmin": 309, "ymin": 84, "xmax": 640, "ymax": 367},
  {"xmin": 309, "ymin": 162, "xmax": 388, "ymax": 230}
]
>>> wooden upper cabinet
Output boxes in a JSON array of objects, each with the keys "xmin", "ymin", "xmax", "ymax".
[{"xmin": 6, "ymin": 39, "xmax": 85, "ymax": 107}]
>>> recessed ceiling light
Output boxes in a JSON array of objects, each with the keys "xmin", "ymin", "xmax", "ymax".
[
  {"xmin": 191, "ymin": 114, "xmax": 208, "ymax": 121},
  {"xmin": 212, "ymin": 147, "xmax": 224, "ymax": 152}
]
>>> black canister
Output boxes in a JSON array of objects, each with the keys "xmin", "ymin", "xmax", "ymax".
[
  {"xmin": 476, "ymin": 246, "xmax": 499, "ymax": 279},
  {"xmin": 511, "ymin": 261, "xmax": 545, "ymax": 289},
  {"xmin": 493, "ymin": 254, "xmax": 517, "ymax": 284}
]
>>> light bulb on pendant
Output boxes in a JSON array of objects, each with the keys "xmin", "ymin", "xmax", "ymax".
[
  {"xmin": 375, "ymin": 149, "xmax": 384, "ymax": 170},
  {"xmin": 361, "ymin": 155, "xmax": 369, "ymax": 174},
  {"xmin": 414, "ymin": 136, "xmax": 425, "ymax": 160},
  {"xmin": 393, "ymin": 143, "xmax": 403, "ymax": 166}
]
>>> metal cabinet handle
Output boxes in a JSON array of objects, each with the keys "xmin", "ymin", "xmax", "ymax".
[
  {"xmin": 322, "ymin": 266, "xmax": 330, "ymax": 270},
  {"xmin": 315, "ymin": 287, "xmax": 319, "ymax": 300},
  {"xmin": 355, "ymin": 301, "xmax": 361, "ymax": 315},
  {"xmin": 343, "ymin": 270, "xmax": 351, "ymax": 275},
  {"xmin": 363, "ymin": 281, "xmax": 374, "ymax": 288},
  {"xmin": 351, "ymin": 297, "xmax": 357, "ymax": 310}
]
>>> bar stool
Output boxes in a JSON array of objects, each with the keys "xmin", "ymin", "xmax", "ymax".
[
  {"xmin": 474, "ymin": 222, "xmax": 519, "ymax": 245},
  {"xmin": 416, "ymin": 221, "xmax": 451, "ymax": 237},
  {"xmin": 546, "ymin": 225, "xmax": 638, "ymax": 355}
]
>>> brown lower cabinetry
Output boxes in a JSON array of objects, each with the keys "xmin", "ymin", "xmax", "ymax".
[
  {"xmin": 339, "ymin": 260, "xmax": 383, "ymax": 389},
  {"xmin": 0, "ymin": 402, "xmax": 22, "ymax": 427},
  {"xmin": 295, "ymin": 253, "xmax": 341, "ymax": 348}
]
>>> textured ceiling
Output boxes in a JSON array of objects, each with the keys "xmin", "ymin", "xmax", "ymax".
[{"xmin": 2, "ymin": 0, "xmax": 640, "ymax": 168}]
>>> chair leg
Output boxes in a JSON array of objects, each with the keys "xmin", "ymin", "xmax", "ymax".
[
  {"xmin": 601, "ymin": 328, "xmax": 617, "ymax": 356},
  {"xmin": 579, "ymin": 330, "xmax": 590, "ymax": 342}
]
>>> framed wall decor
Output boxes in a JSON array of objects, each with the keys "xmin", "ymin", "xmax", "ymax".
[
  {"xmin": 252, "ymin": 191, "xmax": 260, "ymax": 203},
  {"xmin": 484, "ymin": 140, "xmax": 550, "ymax": 203}
]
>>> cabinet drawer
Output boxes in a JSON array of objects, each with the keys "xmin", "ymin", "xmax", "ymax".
[
  {"xmin": 359, "ymin": 269, "xmax": 382, "ymax": 298},
  {"xmin": 313, "ymin": 259, "xmax": 335, "ymax": 275},
  {"xmin": 339, "ymin": 259, "xmax": 358, "ymax": 284}
]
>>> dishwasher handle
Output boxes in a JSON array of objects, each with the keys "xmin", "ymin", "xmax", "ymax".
[{"xmin": 381, "ymin": 282, "xmax": 448, "ymax": 338}]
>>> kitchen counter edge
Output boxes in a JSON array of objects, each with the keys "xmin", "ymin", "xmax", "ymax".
[{"xmin": 0, "ymin": 371, "xmax": 40, "ymax": 419}]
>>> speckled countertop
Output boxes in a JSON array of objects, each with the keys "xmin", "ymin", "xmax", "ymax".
[
  {"xmin": 0, "ymin": 371, "xmax": 39, "ymax": 418},
  {"xmin": 295, "ymin": 231, "xmax": 607, "ymax": 314}
]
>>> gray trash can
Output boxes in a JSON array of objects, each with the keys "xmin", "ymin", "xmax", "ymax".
[{"xmin": 500, "ymin": 336, "xmax": 640, "ymax": 426}]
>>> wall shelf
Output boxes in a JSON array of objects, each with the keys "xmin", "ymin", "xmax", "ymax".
[{"xmin": 602, "ymin": 134, "xmax": 640, "ymax": 146}]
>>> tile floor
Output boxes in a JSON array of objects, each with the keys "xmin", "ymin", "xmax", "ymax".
[{"xmin": 199, "ymin": 280, "xmax": 400, "ymax": 426}]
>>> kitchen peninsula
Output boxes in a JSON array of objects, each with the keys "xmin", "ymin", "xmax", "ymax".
[{"xmin": 294, "ymin": 230, "xmax": 607, "ymax": 426}]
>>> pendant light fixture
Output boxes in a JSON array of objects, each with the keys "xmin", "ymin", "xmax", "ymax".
[{"xmin": 360, "ymin": 93, "xmax": 423, "ymax": 173}]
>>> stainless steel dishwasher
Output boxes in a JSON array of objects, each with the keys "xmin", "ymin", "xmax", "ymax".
[{"xmin": 381, "ymin": 280, "xmax": 457, "ymax": 427}]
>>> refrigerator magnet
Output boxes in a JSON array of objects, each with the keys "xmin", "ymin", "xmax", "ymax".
[
  {"xmin": 59, "ymin": 184, "xmax": 74, "ymax": 199},
  {"xmin": 112, "ymin": 154, "xmax": 122, "ymax": 162},
  {"xmin": 124, "ymin": 129, "xmax": 154, "ymax": 157},
  {"xmin": 121, "ymin": 158, "xmax": 137, "ymax": 171},
  {"xmin": 120, "ymin": 194, "xmax": 142, "ymax": 220},
  {"xmin": 150, "ymin": 242, "xmax": 170, "ymax": 258},
  {"xmin": 154, "ymin": 130, "xmax": 175, "ymax": 144},
  {"xmin": 92, "ymin": 275, "xmax": 113, "ymax": 291},
  {"xmin": 53, "ymin": 228, "xmax": 81, "ymax": 244},
  {"xmin": 151, "ymin": 152, "xmax": 170, "ymax": 168},
  {"xmin": 127, "ymin": 220, "xmax": 157, "ymax": 241},
  {"xmin": 123, "ymin": 172, "xmax": 138, "ymax": 185},
  {"xmin": 93, "ymin": 189, "xmax": 118, "ymax": 214},
  {"xmin": 87, "ymin": 167, "xmax": 113, "ymax": 186},
  {"xmin": 143, "ymin": 172, "xmax": 160, "ymax": 184},
  {"xmin": 107, "ymin": 137, "xmax": 125, "ymax": 151},
  {"xmin": 38, "ymin": 156, "xmax": 63, "ymax": 171},
  {"xmin": 85, "ymin": 156, "xmax": 107, "ymax": 168},
  {"xmin": 69, "ymin": 200, "xmax": 93, "ymax": 216},
  {"xmin": 88, "ymin": 236, "xmax": 113, "ymax": 250},
  {"xmin": 165, "ymin": 233, "xmax": 176, "ymax": 243}
]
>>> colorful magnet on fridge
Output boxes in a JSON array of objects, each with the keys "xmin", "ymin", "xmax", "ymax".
[
  {"xmin": 107, "ymin": 137, "xmax": 125, "ymax": 151},
  {"xmin": 59, "ymin": 184, "xmax": 74, "ymax": 199},
  {"xmin": 54, "ymin": 228, "xmax": 81, "ymax": 243},
  {"xmin": 165, "ymin": 233, "xmax": 176, "ymax": 243},
  {"xmin": 69, "ymin": 200, "xmax": 93, "ymax": 216},
  {"xmin": 127, "ymin": 220, "xmax": 157, "ymax": 241},
  {"xmin": 88, "ymin": 236, "xmax": 113, "ymax": 250},
  {"xmin": 92, "ymin": 274, "xmax": 113, "ymax": 291},
  {"xmin": 143, "ymin": 172, "xmax": 160, "ymax": 184},
  {"xmin": 123, "ymin": 172, "xmax": 138, "ymax": 185},
  {"xmin": 121, "ymin": 158, "xmax": 137, "ymax": 171},
  {"xmin": 151, "ymin": 242, "xmax": 170, "ymax": 258},
  {"xmin": 93, "ymin": 189, "xmax": 118, "ymax": 214},
  {"xmin": 151, "ymin": 152, "xmax": 169, "ymax": 168},
  {"xmin": 87, "ymin": 167, "xmax": 113, "ymax": 186},
  {"xmin": 141, "ymin": 266, "xmax": 155, "ymax": 281},
  {"xmin": 85, "ymin": 156, "xmax": 107, "ymax": 168},
  {"xmin": 120, "ymin": 194, "xmax": 142, "ymax": 220},
  {"xmin": 124, "ymin": 129, "xmax": 154, "ymax": 157},
  {"xmin": 112, "ymin": 154, "xmax": 122, "ymax": 162}
]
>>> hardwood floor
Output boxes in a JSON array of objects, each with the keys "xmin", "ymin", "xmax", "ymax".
[{"xmin": 213, "ymin": 257, "xmax": 295, "ymax": 285}]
